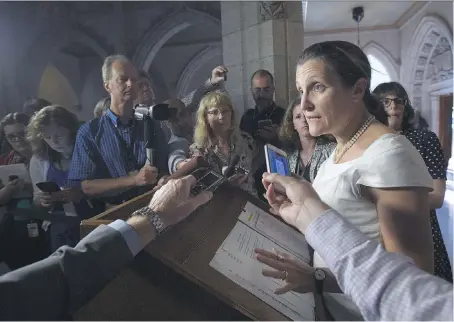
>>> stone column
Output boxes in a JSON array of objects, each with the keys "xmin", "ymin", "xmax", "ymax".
[
  {"xmin": 429, "ymin": 95, "xmax": 441, "ymax": 135},
  {"xmin": 221, "ymin": 1, "xmax": 304, "ymax": 114}
]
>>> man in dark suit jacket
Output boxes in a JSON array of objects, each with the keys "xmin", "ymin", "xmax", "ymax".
[{"xmin": 0, "ymin": 175, "xmax": 212, "ymax": 320}]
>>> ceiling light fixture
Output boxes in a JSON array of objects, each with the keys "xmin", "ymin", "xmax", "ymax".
[{"xmin": 352, "ymin": 6, "xmax": 364, "ymax": 46}]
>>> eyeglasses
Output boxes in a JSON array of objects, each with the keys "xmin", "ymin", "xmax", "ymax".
[
  {"xmin": 253, "ymin": 87, "xmax": 273, "ymax": 94},
  {"xmin": 382, "ymin": 97, "xmax": 407, "ymax": 108},
  {"xmin": 206, "ymin": 108, "xmax": 231, "ymax": 117},
  {"xmin": 5, "ymin": 131, "xmax": 26, "ymax": 142}
]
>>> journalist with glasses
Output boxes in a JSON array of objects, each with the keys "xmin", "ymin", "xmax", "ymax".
[
  {"xmin": 0, "ymin": 113, "xmax": 33, "ymax": 204},
  {"xmin": 373, "ymin": 81, "xmax": 452, "ymax": 283}
]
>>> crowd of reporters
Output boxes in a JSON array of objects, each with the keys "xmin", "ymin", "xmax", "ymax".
[{"xmin": 0, "ymin": 40, "xmax": 452, "ymax": 321}]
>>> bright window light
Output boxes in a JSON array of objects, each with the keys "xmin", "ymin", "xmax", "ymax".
[{"xmin": 368, "ymin": 54, "xmax": 391, "ymax": 91}]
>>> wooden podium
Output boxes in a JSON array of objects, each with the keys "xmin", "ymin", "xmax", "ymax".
[{"xmin": 75, "ymin": 183, "xmax": 290, "ymax": 321}]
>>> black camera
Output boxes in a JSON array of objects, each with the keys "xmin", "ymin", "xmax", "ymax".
[{"xmin": 190, "ymin": 169, "xmax": 226, "ymax": 196}]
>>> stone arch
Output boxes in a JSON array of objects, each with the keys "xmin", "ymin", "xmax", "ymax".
[
  {"xmin": 16, "ymin": 27, "xmax": 109, "ymax": 103},
  {"xmin": 401, "ymin": 15, "xmax": 453, "ymax": 112},
  {"xmin": 362, "ymin": 41, "xmax": 400, "ymax": 82},
  {"xmin": 133, "ymin": 7, "xmax": 221, "ymax": 72},
  {"xmin": 176, "ymin": 44, "xmax": 222, "ymax": 98},
  {"xmin": 148, "ymin": 65, "xmax": 170, "ymax": 103}
]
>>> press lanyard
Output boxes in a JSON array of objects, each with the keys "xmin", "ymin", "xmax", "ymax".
[
  {"xmin": 254, "ymin": 104, "xmax": 276, "ymax": 121},
  {"xmin": 110, "ymin": 118, "xmax": 140, "ymax": 171}
]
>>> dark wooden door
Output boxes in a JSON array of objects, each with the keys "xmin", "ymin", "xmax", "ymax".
[{"xmin": 439, "ymin": 94, "xmax": 453, "ymax": 166}]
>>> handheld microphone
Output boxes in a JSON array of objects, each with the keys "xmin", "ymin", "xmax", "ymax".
[
  {"xmin": 143, "ymin": 114, "xmax": 155, "ymax": 166},
  {"xmin": 222, "ymin": 155, "xmax": 241, "ymax": 178},
  {"xmin": 134, "ymin": 103, "xmax": 176, "ymax": 167}
]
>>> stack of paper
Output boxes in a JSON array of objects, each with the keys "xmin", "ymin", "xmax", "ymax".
[{"xmin": 210, "ymin": 202, "xmax": 314, "ymax": 321}]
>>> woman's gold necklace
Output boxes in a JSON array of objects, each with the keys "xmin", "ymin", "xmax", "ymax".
[{"xmin": 334, "ymin": 115, "xmax": 375, "ymax": 163}]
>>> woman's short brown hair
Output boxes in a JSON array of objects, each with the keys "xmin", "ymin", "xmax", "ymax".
[{"xmin": 0, "ymin": 112, "xmax": 30, "ymax": 154}]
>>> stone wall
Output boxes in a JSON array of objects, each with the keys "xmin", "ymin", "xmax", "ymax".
[{"xmin": 0, "ymin": 2, "xmax": 222, "ymax": 121}]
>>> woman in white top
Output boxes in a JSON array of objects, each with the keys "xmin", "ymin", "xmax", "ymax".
[
  {"xmin": 28, "ymin": 106, "xmax": 102, "ymax": 251},
  {"xmin": 256, "ymin": 41, "xmax": 434, "ymax": 320}
]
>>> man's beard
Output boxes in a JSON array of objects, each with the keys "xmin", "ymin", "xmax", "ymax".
[{"xmin": 254, "ymin": 96, "xmax": 273, "ymax": 112}]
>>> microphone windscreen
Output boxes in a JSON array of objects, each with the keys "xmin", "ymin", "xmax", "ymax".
[
  {"xmin": 150, "ymin": 103, "xmax": 170, "ymax": 121},
  {"xmin": 223, "ymin": 155, "xmax": 241, "ymax": 178}
]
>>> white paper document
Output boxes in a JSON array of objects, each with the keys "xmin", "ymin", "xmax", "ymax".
[
  {"xmin": 238, "ymin": 202, "xmax": 311, "ymax": 263},
  {"xmin": 210, "ymin": 202, "xmax": 314, "ymax": 320}
]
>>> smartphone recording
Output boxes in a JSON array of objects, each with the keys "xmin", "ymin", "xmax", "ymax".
[{"xmin": 264, "ymin": 144, "xmax": 291, "ymax": 176}]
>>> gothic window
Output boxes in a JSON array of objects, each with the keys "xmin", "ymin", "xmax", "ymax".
[{"xmin": 368, "ymin": 54, "xmax": 392, "ymax": 91}]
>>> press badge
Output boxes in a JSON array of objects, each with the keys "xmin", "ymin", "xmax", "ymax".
[{"xmin": 27, "ymin": 222, "xmax": 39, "ymax": 238}]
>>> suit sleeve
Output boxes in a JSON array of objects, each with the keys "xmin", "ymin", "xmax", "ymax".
[{"xmin": 0, "ymin": 225, "xmax": 134, "ymax": 320}]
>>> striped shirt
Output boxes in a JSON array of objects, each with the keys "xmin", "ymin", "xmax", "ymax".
[
  {"xmin": 68, "ymin": 108, "xmax": 168, "ymax": 203},
  {"xmin": 306, "ymin": 209, "xmax": 453, "ymax": 321}
]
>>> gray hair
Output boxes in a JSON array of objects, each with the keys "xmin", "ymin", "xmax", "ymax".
[
  {"xmin": 101, "ymin": 54, "xmax": 130, "ymax": 83},
  {"xmin": 93, "ymin": 97, "xmax": 111, "ymax": 118}
]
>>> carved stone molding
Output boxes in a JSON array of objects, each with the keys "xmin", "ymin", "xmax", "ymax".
[
  {"xmin": 260, "ymin": 2, "xmax": 286, "ymax": 22},
  {"xmin": 421, "ymin": 43, "xmax": 433, "ymax": 54},
  {"xmin": 401, "ymin": 14, "xmax": 453, "ymax": 128}
]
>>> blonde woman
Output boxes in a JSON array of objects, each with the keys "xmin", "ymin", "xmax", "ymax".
[{"xmin": 189, "ymin": 91, "xmax": 258, "ymax": 195}]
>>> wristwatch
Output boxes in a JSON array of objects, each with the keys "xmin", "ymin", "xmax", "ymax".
[
  {"xmin": 314, "ymin": 269, "xmax": 326, "ymax": 294},
  {"xmin": 131, "ymin": 206, "xmax": 167, "ymax": 235}
]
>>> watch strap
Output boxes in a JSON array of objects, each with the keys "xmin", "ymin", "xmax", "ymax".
[
  {"xmin": 314, "ymin": 269, "xmax": 325, "ymax": 294},
  {"xmin": 131, "ymin": 206, "xmax": 166, "ymax": 235}
]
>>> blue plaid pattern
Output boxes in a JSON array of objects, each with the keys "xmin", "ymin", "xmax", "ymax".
[
  {"xmin": 68, "ymin": 109, "xmax": 169, "ymax": 202},
  {"xmin": 69, "ymin": 109, "xmax": 146, "ymax": 181}
]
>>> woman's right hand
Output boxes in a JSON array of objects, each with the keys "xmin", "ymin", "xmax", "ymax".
[
  {"xmin": 2, "ymin": 179, "xmax": 24, "ymax": 194},
  {"xmin": 261, "ymin": 172, "xmax": 329, "ymax": 233}
]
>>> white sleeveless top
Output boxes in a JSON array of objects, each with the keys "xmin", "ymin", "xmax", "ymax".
[{"xmin": 312, "ymin": 133, "xmax": 432, "ymax": 320}]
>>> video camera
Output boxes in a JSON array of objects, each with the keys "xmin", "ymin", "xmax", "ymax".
[
  {"xmin": 134, "ymin": 103, "xmax": 179, "ymax": 166},
  {"xmin": 134, "ymin": 103, "xmax": 177, "ymax": 121}
]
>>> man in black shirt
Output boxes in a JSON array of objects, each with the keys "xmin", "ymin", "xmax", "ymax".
[{"xmin": 240, "ymin": 70, "xmax": 285, "ymax": 200}]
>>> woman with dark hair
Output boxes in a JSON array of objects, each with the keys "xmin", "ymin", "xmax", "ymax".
[
  {"xmin": 28, "ymin": 105, "xmax": 101, "ymax": 251},
  {"xmin": 0, "ymin": 113, "xmax": 32, "ymax": 204},
  {"xmin": 22, "ymin": 97, "xmax": 52, "ymax": 117},
  {"xmin": 256, "ymin": 41, "xmax": 434, "ymax": 320},
  {"xmin": 373, "ymin": 81, "xmax": 452, "ymax": 283},
  {"xmin": 279, "ymin": 97, "xmax": 335, "ymax": 182}
]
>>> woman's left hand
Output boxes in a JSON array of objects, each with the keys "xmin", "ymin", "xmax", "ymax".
[{"xmin": 255, "ymin": 248, "xmax": 315, "ymax": 294}]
